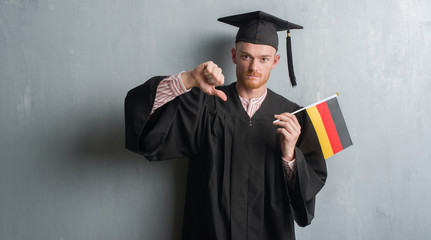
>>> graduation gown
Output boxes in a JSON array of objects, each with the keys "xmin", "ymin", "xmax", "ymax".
[{"xmin": 124, "ymin": 76, "xmax": 327, "ymax": 240}]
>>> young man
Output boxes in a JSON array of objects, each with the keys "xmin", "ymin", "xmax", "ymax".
[{"xmin": 125, "ymin": 11, "xmax": 327, "ymax": 240}]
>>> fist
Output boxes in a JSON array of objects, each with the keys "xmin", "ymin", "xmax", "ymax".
[{"xmin": 182, "ymin": 61, "xmax": 227, "ymax": 101}]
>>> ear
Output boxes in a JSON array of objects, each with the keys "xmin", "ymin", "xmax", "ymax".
[
  {"xmin": 271, "ymin": 54, "xmax": 281, "ymax": 70},
  {"xmin": 231, "ymin": 48, "xmax": 237, "ymax": 64}
]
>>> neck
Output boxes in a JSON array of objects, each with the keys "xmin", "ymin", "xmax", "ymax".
[{"xmin": 236, "ymin": 82, "xmax": 267, "ymax": 100}]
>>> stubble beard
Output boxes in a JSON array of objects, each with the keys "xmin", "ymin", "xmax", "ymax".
[{"xmin": 236, "ymin": 71, "xmax": 270, "ymax": 89}]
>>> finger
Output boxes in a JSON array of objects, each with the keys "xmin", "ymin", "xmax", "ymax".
[
  {"xmin": 213, "ymin": 67, "xmax": 223, "ymax": 84},
  {"xmin": 274, "ymin": 113, "xmax": 300, "ymax": 129},
  {"xmin": 276, "ymin": 128, "xmax": 291, "ymax": 141},
  {"xmin": 273, "ymin": 117, "xmax": 301, "ymax": 136},
  {"xmin": 204, "ymin": 62, "xmax": 216, "ymax": 76},
  {"xmin": 288, "ymin": 112, "xmax": 300, "ymax": 126},
  {"xmin": 273, "ymin": 114, "xmax": 294, "ymax": 126},
  {"xmin": 215, "ymin": 72, "xmax": 225, "ymax": 86},
  {"xmin": 206, "ymin": 66, "xmax": 223, "ymax": 85},
  {"xmin": 274, "ymin": 120, "xmax": 295, "ymax": 134},
  {"xmin": 276, "ymin": 128, "xmax": 298, "ymax": 145},
  {"xmin": 206, "ymin": 66, "xmax": 218, "ymax": 83},
  {"xmin": 276, "ymin": 113, "xmax": 295, "ymax": 121},
  {"xmin": 276, "ymin": 127, "xmax": 286, "ymax": 135},
  {"xmin": 284, "ymin": 121, "xmax": 299, "ymax": 135}
]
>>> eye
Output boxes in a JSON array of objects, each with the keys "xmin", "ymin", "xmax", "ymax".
[
  {"xmin": 261, "ymin": 58, "xmax": 269, "ymax": 62},
  {"xmin": 242, "ymin": 55, "xmax": 251, "ymax": 60}
]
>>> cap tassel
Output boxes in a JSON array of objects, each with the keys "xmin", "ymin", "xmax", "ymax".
[{"xmin": 286, "ymin": 30, "xmax": 297, "ymax": 87}]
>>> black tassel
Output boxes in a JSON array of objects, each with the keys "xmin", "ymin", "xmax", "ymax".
[{"xmin": 286, "ymin": 30, "xmax": 297, "ymax": 87}]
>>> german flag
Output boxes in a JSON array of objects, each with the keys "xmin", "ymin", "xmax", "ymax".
[{"xmin": 305, "ymin": 94, "xmax": 352, "ymax": 159}]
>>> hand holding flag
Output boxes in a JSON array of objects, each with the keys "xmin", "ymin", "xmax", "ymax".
[
  {"xmin": 273, "ymin": 112, "xmax": 302, "ymax": 162},
  {"xmin": 274, "ymin": 93, "xmax": 352, "ymax": 160}
]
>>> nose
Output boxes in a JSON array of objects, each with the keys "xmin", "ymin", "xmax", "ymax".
[{"xmin": 249, "ymin": 59, "xmax": 258, "ymax": 72}]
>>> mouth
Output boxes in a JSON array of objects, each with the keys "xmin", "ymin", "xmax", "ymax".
[{"xmin": 245, "ymin": 72, "xmax": 261, "ymax": 78}]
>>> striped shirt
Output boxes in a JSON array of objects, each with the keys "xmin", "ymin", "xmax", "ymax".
[
  {"xmin": 238, "ymin": 90, "xmax": 267, "ymax": 119},
  {"xmin": 150, "ymin": 73, "xmax": 296, "ymax": 182},
  {"xmin": 151, "ymin": 72, "xmax": 190, "ymax": 115}
]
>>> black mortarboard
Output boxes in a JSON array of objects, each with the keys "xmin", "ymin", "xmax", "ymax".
[{"xmin": 218, "ymin": 11, "xmax": 303, "ymax": 87}]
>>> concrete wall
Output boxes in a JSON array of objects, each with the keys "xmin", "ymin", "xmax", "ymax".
[{"xmin": 1, "ymin": 0, "xmax": 430, "ymax": 239}]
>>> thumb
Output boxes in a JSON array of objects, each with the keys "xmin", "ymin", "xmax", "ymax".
[{"xmin": 212, "ymin": 87, "xmax": 227, "ymax": 101}]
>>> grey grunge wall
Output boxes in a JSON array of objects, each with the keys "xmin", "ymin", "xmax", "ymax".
[{"xmin": 1, "ymin": 0, "xmax": 430, "ymax": 239}]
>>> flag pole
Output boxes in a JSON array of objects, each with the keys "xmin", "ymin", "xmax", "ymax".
[{"xmin": 273, "ymin": 93, "xmax": 339, "ymax": 123}]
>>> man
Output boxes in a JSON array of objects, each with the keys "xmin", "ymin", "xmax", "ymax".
[{"xmin": 125, "ymin": 11, "xmax": 327, "ymax": 240}]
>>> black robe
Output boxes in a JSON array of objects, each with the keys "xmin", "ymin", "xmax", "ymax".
[{"xmin": 124, "ymin": 76, "xmax": 327, "ymax": 240}]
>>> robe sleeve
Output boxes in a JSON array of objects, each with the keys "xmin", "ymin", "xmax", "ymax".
[
  {"xmin": 285, "ymin": 111, "xmax": 327, "ymax": 227},
  {"xmin": 124, "ymin": 76, "xmax": 207, "ymax": 161}
]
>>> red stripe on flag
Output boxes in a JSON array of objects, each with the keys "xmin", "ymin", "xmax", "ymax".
[{"xmin": 316, "ymin": 102, "xmax": 343, "ymax": 154}]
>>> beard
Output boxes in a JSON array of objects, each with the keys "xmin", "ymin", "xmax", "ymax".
[{"xmin": 236, "ymin": 70, "xmax": 270, "ymax": 89}]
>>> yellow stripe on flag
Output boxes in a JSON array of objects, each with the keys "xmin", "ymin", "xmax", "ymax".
[{"xmin": 306, "ymin": 106, "xmax": 334, "ymax": 159}]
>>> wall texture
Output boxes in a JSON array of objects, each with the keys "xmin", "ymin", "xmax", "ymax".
[{"xmin": 1, "ymin": 0, "xmax": 430, "ymax": 239}]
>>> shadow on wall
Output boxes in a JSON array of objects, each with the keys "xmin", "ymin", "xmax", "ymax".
[
  {"xmin": 37, "ymin": 103, "xmax": 187, "ymax": 239},
  {"xmin": 69, "ymin": 110, "xmax": 126, "ymax": 160},
  {"xmin": 47, "ymin": 36, "xmax": 233, "ymax": 239}
]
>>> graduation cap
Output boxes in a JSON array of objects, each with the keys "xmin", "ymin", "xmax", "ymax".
[{"xmin": 218, "ymin": 11, "xmax": 303, "ymax": 87}]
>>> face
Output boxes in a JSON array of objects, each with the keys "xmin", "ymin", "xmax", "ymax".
[{"xmin": 232, "ymin": 42, "xmax": 280, "ymax": 90}]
